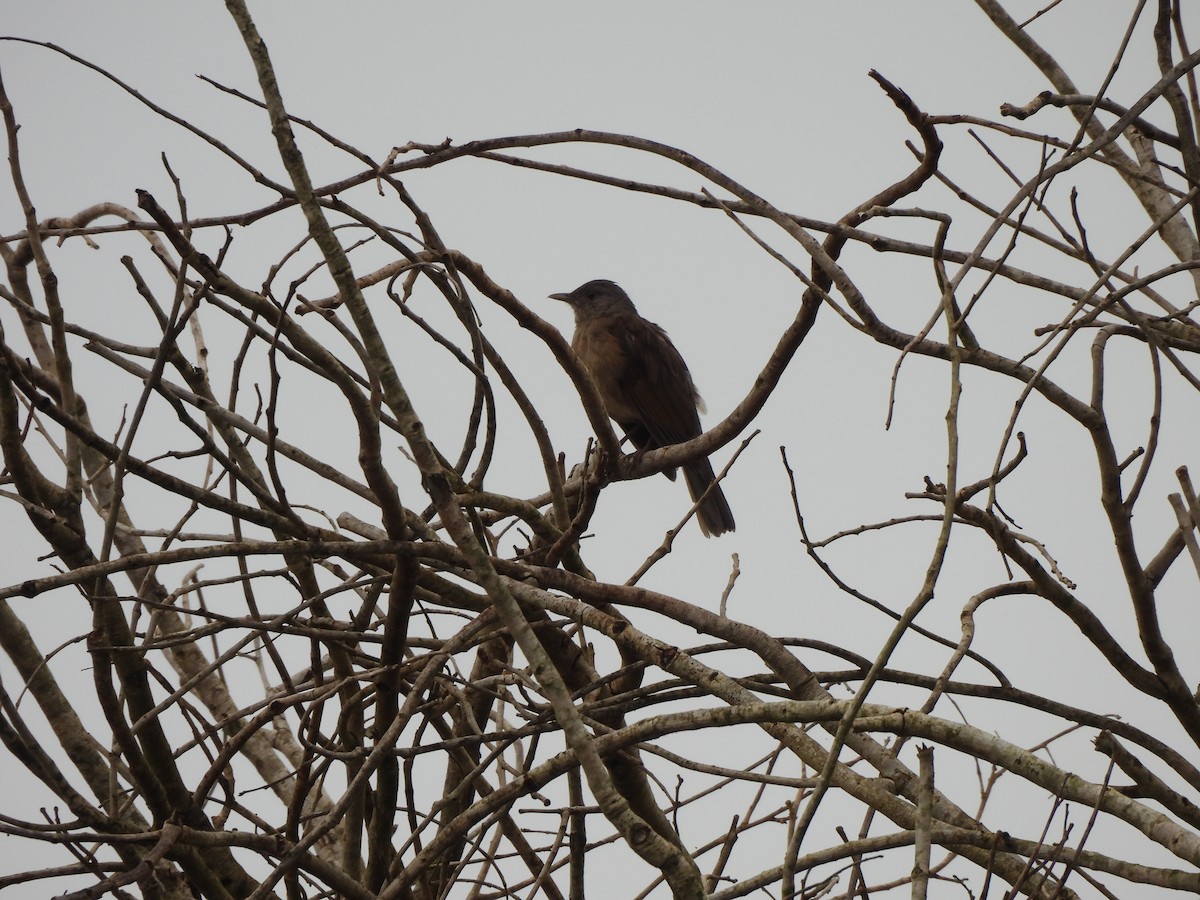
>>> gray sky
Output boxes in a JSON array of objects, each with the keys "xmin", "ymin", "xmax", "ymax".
[{"xmin": 2, "ymin": 3, "xmax": 1196, "ymax": 895}]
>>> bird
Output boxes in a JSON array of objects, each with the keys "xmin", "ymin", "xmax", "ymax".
[{"xmin": 549, "ymin": 279, "xmax": 735, "ymax": 537}]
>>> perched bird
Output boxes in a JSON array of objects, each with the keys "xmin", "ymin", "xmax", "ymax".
[{"xmin": 549, "ymin": 279, "xmax": 735, "ymax": 537}]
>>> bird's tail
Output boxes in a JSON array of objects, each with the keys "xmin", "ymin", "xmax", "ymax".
[{"xmin": 682, "ymin": 459, "xmax": 736, "ymax": 537}]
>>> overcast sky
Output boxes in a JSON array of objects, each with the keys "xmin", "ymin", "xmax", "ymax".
[
  {"xmin": 2, "ymin": 3, "xmax": 1196, "ymax": 895},
  {"xmin": 1, "ymin": 0, "xmax": 1173, "ymax": 650}
]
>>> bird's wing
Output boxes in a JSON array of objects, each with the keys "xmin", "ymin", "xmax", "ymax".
[{"xmin": 616, "ymin": 316, "xmax": 705, "ymax": 450}]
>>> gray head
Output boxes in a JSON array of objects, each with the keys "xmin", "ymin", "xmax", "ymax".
[{"xmin": 549, "ymin": 279, "xmax": 638, "ymax": 322}]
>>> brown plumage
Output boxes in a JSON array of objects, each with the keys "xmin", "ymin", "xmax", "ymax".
[{"xmin": 550, "ymin": 279, "xmax": 735, "ymax": 537}]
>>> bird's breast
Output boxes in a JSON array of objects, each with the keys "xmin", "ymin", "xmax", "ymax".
[{"xmin": 572, "ymin": 316, "xmax": 640, "ymax": 422}]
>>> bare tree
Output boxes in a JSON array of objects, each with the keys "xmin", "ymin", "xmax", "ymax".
[{"xmin": 2, "ymin": 3, "xmax": 1199, "ymax": 898}]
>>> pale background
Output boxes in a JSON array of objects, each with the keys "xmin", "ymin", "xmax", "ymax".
[{"xmin": 1, "ymin": 3, "xmax": 1195, "ymax": 897}]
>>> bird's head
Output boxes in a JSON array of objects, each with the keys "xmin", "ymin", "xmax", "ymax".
[{"xmin": 549, "ymin": 279, "xmax": 638, "ymax": 321}]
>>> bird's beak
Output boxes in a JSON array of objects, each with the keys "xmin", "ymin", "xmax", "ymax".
[{"xmin": 548, "ymin": 292, "xmax": 571, "ymax": 302}]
